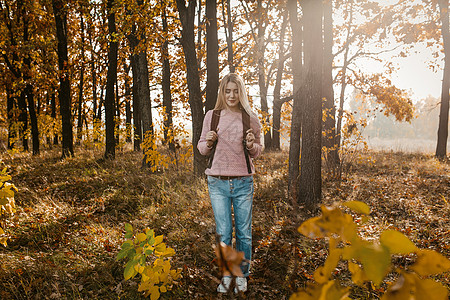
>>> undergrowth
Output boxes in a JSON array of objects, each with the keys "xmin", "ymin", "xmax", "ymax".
[{"xmin": 0, "ymin": 148, "xmax": 448, "ymax": 299}]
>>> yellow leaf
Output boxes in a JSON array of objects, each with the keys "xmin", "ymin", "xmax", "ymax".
[
  {"xmin": 137, "ymin": 233, "xmax": 147, "ymax": 242},
  {"xmin": 160, "ymin": 285, "xmax": 167, "ymax": 293},
  {"xmin": 150, "ymin": 285, "xmax": 160, "ymax": 300},
  {"xmin": 0, "ymin": 227, "xmax": 4, "ymax": 235},
  {"xmin": 381, "ymin": 274, "xmax": 413, "ymax": 300},
  {"xmin": 413, "ymin": 274, "xmax": 449, "ymax": 300},
  {"xmin": 314, "ymin": 248, "xmax": 342, "ymax": 284},
  {"xmin": 380, "ymin": 230, "xmax": 417, "ymax": 254},
  {"xmin": 154, "ymin": 235, "xmax": 164, "ymax": 245},
  {"xmin": 343, "ymin": 201, "xmax": 370, "ymax": 215},
  {"xmin": 343, "ymin": 240, "xmax": 390, "ymax": 286},
  {"xmin": 410, "ymin": 249, "xmax": 450, "ymax": 276},
  {"xmin": 0, "ymin": 237, "xmax": 7, "ymax": 247},
  {"xmin": 348, "ymin": 261, "xmax": 368, "ymax": 285}
]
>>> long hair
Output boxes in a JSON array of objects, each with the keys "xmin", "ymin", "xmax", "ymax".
[{"xmin": 214, "ymin": 73, "xmax": 254, "ymax": 117}]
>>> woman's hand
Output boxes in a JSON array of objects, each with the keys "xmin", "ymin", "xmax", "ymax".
[
  {"xmin": 245, "ymin": 129, "xmax": 255, "ymax": 150},
  {"xmin": 206, "ymin": 130, "xmax": 218, "ymax": 148}
]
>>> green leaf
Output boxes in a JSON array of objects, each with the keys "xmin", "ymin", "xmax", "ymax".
[
  {"xmin": 125, "ymin": 223, "xmax": 133, "ymax": 234},
  {"xmin": 124, "ymin": 232, "xmax": 133, "ymax": 239},
  {"xmin": 121, "ymin": 240, "xmax": 133, "ymax": 250},
  {"xmin": 343, "ymin": 201, "xmax": 370, "ymax": 215},
  {"xmin": 124, "ymin": 260, "xmax": 138, "ymax": 280},
  {"xmin": 380, "ymin": 230, "xmax": 417, "ymax": 254},
  {"xmin": 410, "ymin": 249, "xmax": 450, "ymax": 276}
]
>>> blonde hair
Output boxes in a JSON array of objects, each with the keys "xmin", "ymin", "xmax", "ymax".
[{"xmin": 214, "ymin": 73, "xmax": 254, "ymax": 116}]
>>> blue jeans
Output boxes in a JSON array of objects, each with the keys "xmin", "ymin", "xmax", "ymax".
[{"xmin": 207, "ymin": 175, "xmax": 253, "ymax": 277}]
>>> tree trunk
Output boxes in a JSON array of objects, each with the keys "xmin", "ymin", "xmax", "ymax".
[
  {"xmin": 53, "ymin": 0, "xmax": 73, "ymax": 157},
  {"xmin": 23, "ymin": 7, "xmax": 39, "ymax": 155},
  {"xmin": 128, "ymin": 17, "xmax": 153, "ymax": 165},
  {"xmin": 322, "ymin": 0, "xmax": 338, "ymax": 168},
  {"xmin": 77, "ymin": 14, "xmax": 85, "ymax": 145},
  {"xmin": 104, "ymin": 0, "xmax": 118, "ymax": 159},
  {"xmin": 298, "ymin": 0, "xmax": 323, "ymax": 209},
  {"xmin": 7, "ymin": 87, "xmax": 16, "ymax": 149},
  {"xmin": 124, "ymin": 64, "xmax": 132, "ymax": 143},
  {"xmin": 335, "ymin": 2, "xmax": 353, "ymax": 154},
  {"xmin": 115, "ymin": 73, "xmax": 120, "ymax": 145},
  {"xmin": 129, "ymin": 48, "xmax": 142, "ymax": 151},
  {"xmin": 287, "ymin": 0, "xmax": 303, "ymax": 198},
  {"xmin": 205, "ymin": 0, "xmax": 219, "ymax": 112},
  {"xmin": 162, "ymin": 6, "xmax": 174, "ymax": 150},
  {"xmin": 256, "ymin": 0, "xmax": 271, "ymax": 149},
  {"xmin": 25, "ymin": 82, "xmax": 39, "ymax": 155},
  {"xmin": 437, "ymin": 0, "xmax": 450, "ymax": 159},
  {"xmin": 272, "ymin": 11, "xmax": 288, "ymax": 150},
  {"xmin": 222, "ymin": 0, "xmax": 234, "ymax": 72},
  {"xmin": 51, "ymin": 89, "xmax": 58, "ymax": 145},
  {"xmin": 176, "ymin": 0, "xmax": 206, "ymax": 175}
]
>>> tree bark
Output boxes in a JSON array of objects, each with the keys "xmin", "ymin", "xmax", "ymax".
[
  {"xmin": 53, "ymin": 0, "xmax": 73, "ymax": 158},
  {"xmin": 287, "ymin": 0, "xmax": 303, "ymax": 198},
  {"xmin": 437, "ymin": 0, "xmax": 450, "ymax": 159},
  {"xmin": 162, "ymin": 6, "xmax": 174, "ymax": 150},
  {"xmin": 298, "ymin": 0, "xmax": 323, "ymax": 209},
  {"xmin": 205, "ymin": 0, "xmax": 219, "ymax": 112},
  {"xmin": 104, "ymin": 0, "xmax": 118, "ymax": 159},
  {"xmin": 176, "ymin": 0, "xmax": 206, "ymax": 175}
]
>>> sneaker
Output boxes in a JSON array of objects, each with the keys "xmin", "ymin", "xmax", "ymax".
[
  {"xmin": 234, "ymin": 277, "xmax": 247, "ymax": 293},
  {"xmin": 217, "ymin": 276, "xmax": 232, "ymax": 293}
]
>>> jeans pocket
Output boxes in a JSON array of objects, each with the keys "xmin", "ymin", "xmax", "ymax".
[{"xmin": 207, "ymin": 175, "xmax": 219, "ymax": 187}]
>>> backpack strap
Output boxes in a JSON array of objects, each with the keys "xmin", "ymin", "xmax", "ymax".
[
  {"xmin": 207, "ymin": 110, "xmax": 221, "ymax": 169},
  {"xmin": 242, "ymin": 110, "xmax": 252, "ymax": 174}
]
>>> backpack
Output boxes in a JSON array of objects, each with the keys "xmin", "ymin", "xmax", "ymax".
[{"xmin": 207, "ymin": 109, "xmax": 252, "ymax": 174}]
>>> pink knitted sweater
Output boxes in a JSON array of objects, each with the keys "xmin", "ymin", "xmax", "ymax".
[{"xmin": 197, "ymin": 109, "xmax": 262, "ymax": 176}]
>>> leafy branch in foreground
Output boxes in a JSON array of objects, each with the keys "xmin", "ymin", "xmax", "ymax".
[
  {"xmin": 291, "ymin": 201, "xmax": 450, "ymax": 300},
  {"xmin": 116, "ymin": 223, "xmax": 181, "ymax": 300},
  {"xmin": 0, "ymin": 167, "xmax": 17, "ymax": 246}
]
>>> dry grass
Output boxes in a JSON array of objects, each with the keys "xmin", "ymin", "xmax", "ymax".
[{"xmin": 0, "ymin": 148, "xmax": 448, "ymax": 299}]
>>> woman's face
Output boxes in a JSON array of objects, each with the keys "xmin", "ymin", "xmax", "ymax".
[{"xmin": 224, "ymin": 81, "xmax": 240, "ymax": 111}]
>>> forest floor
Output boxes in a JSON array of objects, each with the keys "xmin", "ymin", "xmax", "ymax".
[{"xmin": 0, "ymin": 148, "xmax": 449, "ymax": 299}]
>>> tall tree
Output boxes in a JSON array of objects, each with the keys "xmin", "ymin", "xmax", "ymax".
[
  {"xmin": 436, "ymin": 0, "xmax": 450, "ymax": 159},
  {"xmin": 53, "ymin": 0, "xmax": 74, "ymax": 158},
  {"xmin": 175, "ymin": 0, "xmax": 206, "ymax": 175},
  {"xmin": 298, "ymin": 0, "xmax": 323, "ymax": 208},
  {"xmin": 287, "ymin": 0, "xmax": 303, "ymax": 198},
  {"xmin": 272, "ymin": 9, "xmax": 289, "ymax": 151},
  {"xmin": 104, "ymin": 0, "xmax": 118, "ymax": 159},
  {"xmin": 77, "ymin": 14, "xmax": 86, "ymax": 145},
  {"xmin": 222, "ymin": 0, "xmax": 235, "ymax": 72},
  {"xmin": 322, "ymin": 0, "xmax": 338, "ymax": 168},
  {"xmin": 22, "ymin": 2, "xmax": 39, "ymax": 155},
  {"xmin": 161, "ymin": 3, "xmax": 174, "ymax": 150},
  {"xmin": 205, "ymin": 0, "xmax": 219, "ymax": 112}
]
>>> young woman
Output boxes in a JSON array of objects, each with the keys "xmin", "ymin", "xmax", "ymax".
[{"xmin": 197, "ymin": 73, "xmax": 262, "ymax": 293}]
